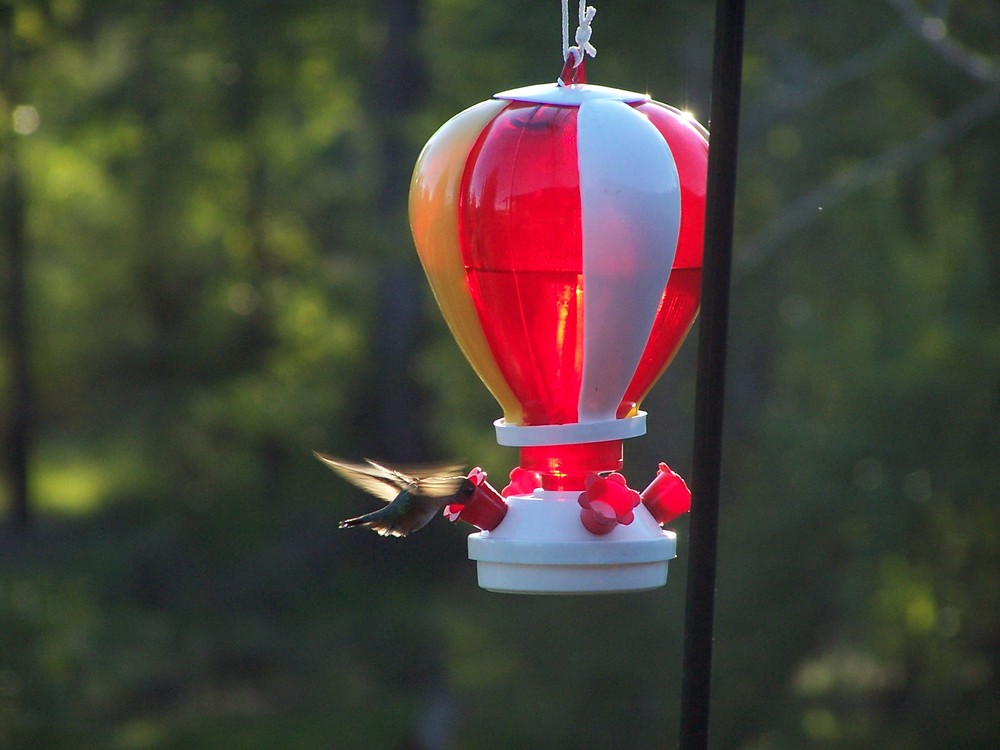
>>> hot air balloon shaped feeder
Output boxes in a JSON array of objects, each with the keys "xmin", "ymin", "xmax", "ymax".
[{"xmin": 326, "ymin": 3, "xmax": 707, "ymax": 594}]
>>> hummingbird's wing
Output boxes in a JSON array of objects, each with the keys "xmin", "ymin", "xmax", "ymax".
[
  {"xmin": 314, "ymin": 452, "xmax": 468, "ymax": 503},
  {"xmin": 313, "ymin": 453, "xmax": 403, "ymax": 502},
  {"xmin": 362, "ymin": 458, "xmax": 466, "ymax": 481},
  {"xmin": 413, "ymin": 475, "xmax": 469, "ymax": 497},
  {"xmin": 361, "ymin": 458, "xmax": 468, "ymax": 498}
]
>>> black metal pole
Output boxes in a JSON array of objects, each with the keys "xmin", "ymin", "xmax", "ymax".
[{"xmin": 679, "ymin": 0, "xmax": 746, "ymax": 748}]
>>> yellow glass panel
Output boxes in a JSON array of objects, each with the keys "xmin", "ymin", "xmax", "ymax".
[{"xmin": 409, "ymin": 100, "xmax": 523, "ymax": 424}]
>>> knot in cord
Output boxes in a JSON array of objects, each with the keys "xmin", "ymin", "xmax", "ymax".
[
  {"xmin": 562, "ymin": 2, "xmax": 597, "ymax": 68},
  {"xmin": 574, "ymin": 5, "xmax": 597, "ymax": 60}
]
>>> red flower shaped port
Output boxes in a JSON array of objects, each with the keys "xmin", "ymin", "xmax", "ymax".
[
  {"xmin": 578, "ymin": 472, "xmax": 641, "ymax": 536},
  {"xmin": 639, "ymin": 462, "xmax": 691, "ymax": 525},
  {"xmin": 443, "ymin": 467, "xmax": 508, "ymax": 531},
  {"xmin": 501, "ymin": 466, "xmax": 543, "ymax": 497}
]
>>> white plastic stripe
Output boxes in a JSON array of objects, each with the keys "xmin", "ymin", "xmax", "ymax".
[{"xmin": 576, "ymin": 98, "xmax": 681, "ymax": 423}]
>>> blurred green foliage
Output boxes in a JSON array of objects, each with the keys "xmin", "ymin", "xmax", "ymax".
[{"xmin": 1, "ymin": 0, "xmax": 999, "ymax": 747}]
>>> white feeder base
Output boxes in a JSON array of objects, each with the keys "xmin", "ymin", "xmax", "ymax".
[{"xmin": 468, "ymin": 491, "xmax": 676, "ymax": 594}]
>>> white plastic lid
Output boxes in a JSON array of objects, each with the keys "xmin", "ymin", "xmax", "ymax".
[{"xmin": 494, "ymin": 82, "xmax": 650, "ymax": 107}]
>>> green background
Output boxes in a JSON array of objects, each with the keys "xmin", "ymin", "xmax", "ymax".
[{"xmin": 1, "ymin": 0, "xmax": 998, "ymax": 747}]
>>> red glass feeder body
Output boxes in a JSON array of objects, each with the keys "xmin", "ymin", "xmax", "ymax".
[
  {"xmin": 519, "ymin": 441, "xmax": 623, "ymax": 491},
  {"xmin": 410, "ymin": 84, "xmax": 708, "ymax": 491}
]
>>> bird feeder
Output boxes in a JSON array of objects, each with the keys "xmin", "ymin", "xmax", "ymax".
[{"xmin": 409, "ymin": 54, "xmax": 707, "ymax": 593}]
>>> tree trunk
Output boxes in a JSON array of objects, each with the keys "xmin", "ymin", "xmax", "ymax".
[
  {"xmin": 1, "ymin": 5, "xmax": 32, "ymax": 527},
  {"xmin": 365, "ymin": 0, "xmax": 430, "ymax": 462}
]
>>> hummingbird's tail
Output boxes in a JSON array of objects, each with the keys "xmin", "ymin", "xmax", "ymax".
[{"xmin": 338, "ymin": 511, "xmax": 409, "ymax": 537}]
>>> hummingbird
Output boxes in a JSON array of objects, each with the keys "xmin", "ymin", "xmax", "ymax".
[{"xmin": 314, "ymin": 453, "xmax": 474, "ymax": 537}]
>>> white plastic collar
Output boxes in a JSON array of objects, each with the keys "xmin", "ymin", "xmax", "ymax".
[{"xmin": 493, "ymin": 411, "xmax": 646, "ymax": 446}]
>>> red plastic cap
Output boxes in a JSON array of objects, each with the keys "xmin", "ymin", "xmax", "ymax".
[
  {"xmin": 558, "ymin": 56, "xmax": 587, "ymax": 86},
  {"xmin": 577, "ymin": 472, "xmax": 640, "ymax": 536},
  {"xmin": 640, "ymin": 462, "xmax": 691, "ymax": 525}
]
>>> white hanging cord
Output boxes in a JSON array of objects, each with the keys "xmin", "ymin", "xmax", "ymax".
[
  {"xmin": 562, "ymin": 1, "xmax": 569, "ymax": 60},
  {"xmin": 563, "ymin": 0, "xmax": 597, "ymax": 68}
]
